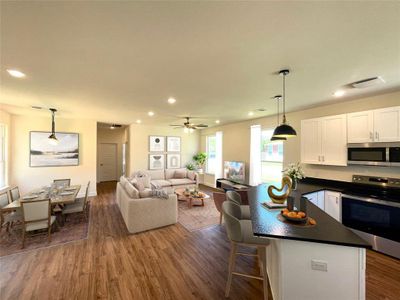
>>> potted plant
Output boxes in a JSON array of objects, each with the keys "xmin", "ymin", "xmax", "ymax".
[
  {"xmin": 282, "ymin": 162, "xmax": 305, "ymax": 190},
  {"xmin": 193, "ymin": 152, "xmax": 207, "ymax": 174},
  {"xmin": 185, "ymin": 162, "xmax": 196, "ymax": 171}
]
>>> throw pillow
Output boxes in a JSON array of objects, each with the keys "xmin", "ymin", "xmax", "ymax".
[
  {"xmin": 174, "ymin": 170, "xmax": 187, "ymax": 179},
  {"xmin": 187, "ymin": 171, "xmax": 196, "ymax": 181},
  {"xmin": 137, "ymin": 176, "xmax": 151, "ymax": 189}
]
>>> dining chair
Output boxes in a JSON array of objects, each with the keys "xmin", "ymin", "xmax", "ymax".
[
  {"xmin": 53, "ymin": 179, "xmax": 71, "ymax": 187},
  {"xmin": 212, "ymin": 192, "xmax": 226, "ymax": 224},
  {"xmin": 226, "ymin": 190, "xmax": 251, "ymax": 220},
  {"xmin": 222, "ymin": 201, "xmax": 270, "ymax": 300},
  {"xmin": 20, "ymin": 198, "xmax": 56, "ymax": 248},
  {"xmin": 0, "ymin": 191, "xmax": 22, "ymax": 233},
  {"xmin": 10, "ymin": 186, "xmax": 20, "ymax": 202},
  {"xmin": 62, "ymin": 181, "xmax": 90, "ymax": 221}
]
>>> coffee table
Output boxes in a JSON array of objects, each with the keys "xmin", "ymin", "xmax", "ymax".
[{"xmin": 175, "ymin": 188, "xmax": 210, "ymax": 208}]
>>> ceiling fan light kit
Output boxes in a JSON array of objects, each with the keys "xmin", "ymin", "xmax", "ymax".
[
  {"xmin": 272, "ymin": 69, "xmax": 297, "ymax": 139},
  {"xmin": 170, "ymin": 117, "xmax": 209, "ymax": 133}
]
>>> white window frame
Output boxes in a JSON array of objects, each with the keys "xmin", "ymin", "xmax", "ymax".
[
  {"xmin": 206, "ymin": 135, "xmax": 216, "ymax": 174},
  {"xmin": 0, "ymin": 124, "xmax": 7, "ymax": 188}
]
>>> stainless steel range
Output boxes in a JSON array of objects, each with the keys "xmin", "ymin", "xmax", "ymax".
[{"xmin": 341, "ymin": 175, "xmax": 400, "ymax": 259}]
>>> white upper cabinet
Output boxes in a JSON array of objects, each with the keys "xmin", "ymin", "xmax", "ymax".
[
  {"xmin": 373, "ymin": 107, "xmax": 400, "ymax": 142},
  {"xmin": 347, "ymin": 110, "xmax": 374, "ymax": 143},
  {"xmin": 301, "ymin": 114, "xmax": 347, "ymax": 166},
  {"xmin": 301, "ymin": 118, "xmax": 321, "ymax": 164},
  {"xmin": 321, "ymin": 114, "xmax": 347, "ymax": 166},
  {"xmin": 347, "ymin": 106, "xmax": 400, "ymax": 143}
]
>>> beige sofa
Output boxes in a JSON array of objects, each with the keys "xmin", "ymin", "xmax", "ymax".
[
  {"xmin": 116, "ymin": 176, "xmax": 177, "ymax": 234},
  {"xmin": 143, "ymin": 168, "xmax": 198, "ymax": 193}
]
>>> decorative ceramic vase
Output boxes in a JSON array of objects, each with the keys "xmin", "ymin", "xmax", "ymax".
[{"xmin": 291, "ymin": 178, "xmax": 298, "ymax": 190}]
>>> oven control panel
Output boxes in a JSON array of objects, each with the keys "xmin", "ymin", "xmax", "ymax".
[{"xmin": 352, "ymin": 175, "xmax": 400, "ymax": 188}]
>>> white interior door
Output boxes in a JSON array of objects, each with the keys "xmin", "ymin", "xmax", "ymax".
[{"xmin": 98, "ymin": 143, "xmax": 118, "ymax": 182}]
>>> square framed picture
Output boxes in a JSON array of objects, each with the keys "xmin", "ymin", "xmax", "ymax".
[
  {"xmin": 167, "ymin": 136, "xmax": 181, "ymax": 152},
  {"xmin": 167, "ymin": 153, "xmax": 181, "ymax": 169},
  {"xmin": 149, "ymin": 136, "xmax": 165, "ymax": 152},
  {"xmin": 149, "ymin": 154, "xmax": 165, "ymax": 170},
  {"xmin": 30, "ymin": 131, "xmax": 79, "ymax": 167}
]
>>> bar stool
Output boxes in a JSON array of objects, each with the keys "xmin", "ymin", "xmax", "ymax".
[
  {"xmin": 226, "ymin": 190, "xmax": 251, "ymax": 220},
  {"xmin": 222, "ymin": 201, "xmax": 270, "ymax": 300}
]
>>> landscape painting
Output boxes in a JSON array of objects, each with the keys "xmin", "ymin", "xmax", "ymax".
[{"xmin": 30, "ymin": 131, "xmax": 79, "ymax": 167}]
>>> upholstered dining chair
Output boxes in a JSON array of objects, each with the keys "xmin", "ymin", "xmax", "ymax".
[
  {"xmin": 20, "ymin": 198, "xmax": 56, "ymax": 248},
  {"xmin": 0, "ymin": 191, "xmax": 22, "ymax": 233},
  {"xmin": 10, "ymin": 186, "xmax": 20, "ymax": 202},
  {"xmin": 53, "ymin": 179, "xmax": 71, "ymax": 187},
  {"xmin": 222, "ymin": 201, "xmax": 270, "ymax": 300},
  {"xmin": 226, "ymin": 190, "xmax": 251, "ymax": 220},
  {"xmin": 212, "ymin": 192, "xmax": 226, "ymax": 224},
  {"xmin": 62, "ymin": 181, "xmax": 90, "ymax": 221}
]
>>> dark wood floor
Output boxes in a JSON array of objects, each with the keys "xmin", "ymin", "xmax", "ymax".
[{"xmin": 0, "ymin": 182, "xmax": 399, "ymax": 299}]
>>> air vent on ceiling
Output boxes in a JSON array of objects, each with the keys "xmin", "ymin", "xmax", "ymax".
[{"xmin": 351, "ymin": 77, "xmax": 385, "ymax": 88}]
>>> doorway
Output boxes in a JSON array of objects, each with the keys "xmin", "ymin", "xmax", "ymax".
[{"xmin": 98, "ymin": 143, "xmax": 118, "ymax": 182}]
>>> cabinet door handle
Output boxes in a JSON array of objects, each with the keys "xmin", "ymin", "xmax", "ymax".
[
  {"xmin": 318, "ymin": 156, "xmax": 320, "ymax": 162},
  {"xmin": 369, "ymin": 132, "xmax": 373, "ymax": 140},
  {"xmin": 322, "ymin": 156, "xmax": 325, "ymax": 162},
  {"xmin": 375, "ymin": 132, "xmax": 379, "ymax": 140}
]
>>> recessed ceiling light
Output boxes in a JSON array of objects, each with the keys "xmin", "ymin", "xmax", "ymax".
[
  {"xmin": 167, "ymin": 97, "xmax": 176, "ymax": 104},
  {"xmin": 148, "ymin": 111, "xmax": 154, "ymax": 116},
  {"xmin": 7, "ymin": 69, "xmax": 26, "ymax": 78},
  {"xmin": 333, "ymin": 90, "xmax": 345, "ymax": 97},
  {"xmin": 136, "ymin": 119, "xmax": 142, "ymax": 124},
  {"xmin": 248, "ymin": 111, "xmax": 254, "ymax": 116},
  {"xmin": 215, "ymin": 120, "xmax": 220, "ymax": 124}
]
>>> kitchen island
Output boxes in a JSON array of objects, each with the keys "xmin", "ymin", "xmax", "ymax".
[{"xmin": 248, "ymin": 184, "xmax": 371, "ymax": 300}]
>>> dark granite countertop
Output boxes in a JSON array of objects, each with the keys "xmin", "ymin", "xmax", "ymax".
[{"xmin": 248, "ymin": 183, "xmax": 372, "ymax": 249}]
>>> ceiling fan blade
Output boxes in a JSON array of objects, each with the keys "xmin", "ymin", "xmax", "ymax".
[
  {"xmin": 169, "ymin": 125, "xmax": 184, "ymax": 127},
  {"xmin": 195, "ymin": 124, "xmax": 208, "ymax": 128}
]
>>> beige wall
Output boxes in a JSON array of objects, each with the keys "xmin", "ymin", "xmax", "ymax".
[
  {"xmin": 97, "ymin": 126, "xmax": 128, "ymax": 181},
  {"xmin": 0, "ymin": 110, "xmax": 11, "ymax": 187},
  {"xmin": 129, "ymin": 124, "xmax": 200, "ymax": 174},
  {"xmin": 10, "ymin": 114, "xmax": 97, "ymax": 196},
  {"xmin": 201, "ymin": 90, "xmax": 400, "ymax": 185}
]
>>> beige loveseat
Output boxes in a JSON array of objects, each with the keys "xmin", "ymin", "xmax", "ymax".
[
  {"xmin": 116, "ymin": 176, "xmax": 177, "ymax": 234},
  {"xmin": 143, "ymin": 168, "xmax": 198, "ymax": 193}
]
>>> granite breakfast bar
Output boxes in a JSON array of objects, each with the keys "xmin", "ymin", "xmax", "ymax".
[{"xmin": 248, "ymin": 184, "xmax": 371, "ymax": 300}]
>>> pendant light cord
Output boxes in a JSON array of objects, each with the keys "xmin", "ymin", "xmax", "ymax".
[{"xmin": 282, "ymin": 73, "xmax": 286, "ymax": 124}]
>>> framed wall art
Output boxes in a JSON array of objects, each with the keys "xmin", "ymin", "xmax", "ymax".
[
  {"xmin": 167, "ymin": 136, "xmax": 181, "ymax": 152},
  {"xmin": 167, "ymin": 153, "xmax": 181, "ymax": 169},
  {"xmin": 149, "ymin": 154, "xmax": 165, "ymax": 170},
  {"xmin": 30, "ymin": 131, "xmax": 79, "ymax": 167},
  {"xmin": 149, "ymin": 136, "xmax": 165, "ymax": 152}
]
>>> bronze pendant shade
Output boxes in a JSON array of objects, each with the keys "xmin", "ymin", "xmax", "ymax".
[
  {"xmin": 272, "ymin": 69, "xmax": 297, "ymax": 139},
  {"xmin": 48, "ymin": 108, "xmax": 59, "ymax": 145}
]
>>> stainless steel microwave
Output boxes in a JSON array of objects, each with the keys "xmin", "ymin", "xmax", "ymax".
[{"xmin": 347, "ymin": 143, "xmax": 400, "ymax": 166}]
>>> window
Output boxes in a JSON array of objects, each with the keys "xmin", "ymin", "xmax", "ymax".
[
  {"xmin": 261, "ymin": 129, "xmax": 283, "ymax": 184},
  {"xmin": 0, "ymin": 124, "xmax": 6, "ymax": 188},
  {"xmin": 206, "ymin": 135, "xmax": 217, "ymax": 174}
]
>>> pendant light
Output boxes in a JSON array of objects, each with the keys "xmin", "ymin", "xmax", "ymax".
[
  {"xmin": 272, "ymin": 69, "xmax": 297, "ymax": 138},
  {"xmin": 270, "ymin": 95, "xmax": 287, "ymax": 141},
  {"xmin": 48, "ymin": 108, "xmax": 59, "ymax": 145}
]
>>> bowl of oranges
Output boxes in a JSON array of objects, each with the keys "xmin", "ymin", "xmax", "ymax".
[{"xmin": 281, "ymin": 208, "xmax": 307, "ymax": 223}]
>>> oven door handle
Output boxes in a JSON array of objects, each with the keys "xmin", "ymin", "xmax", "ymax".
[{"xmin": 342, "ymin": 194, "xmax": 400, "ymax": 208}]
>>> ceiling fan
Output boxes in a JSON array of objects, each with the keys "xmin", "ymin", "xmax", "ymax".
[{"xmin": 170, "ymin": 117, "xmax": 208, "ymax": 132}]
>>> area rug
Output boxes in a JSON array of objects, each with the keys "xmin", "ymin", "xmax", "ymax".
[
  {"xmin": 177, "ymin": 186, "xmax": 221, "ymax": 232},
  {"xmin": 0, "ymin": 204, "xmax": 90, "ymax": 257}
]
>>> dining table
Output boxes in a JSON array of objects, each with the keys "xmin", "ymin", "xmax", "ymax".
[{"xmin": 1, "ymin": 185, "xmax": 82, "ymax": 213}]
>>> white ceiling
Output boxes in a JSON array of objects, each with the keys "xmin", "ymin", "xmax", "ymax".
[{"xmin": 1, "ymin": 1, "xmax": 399, "ymax": 126}]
